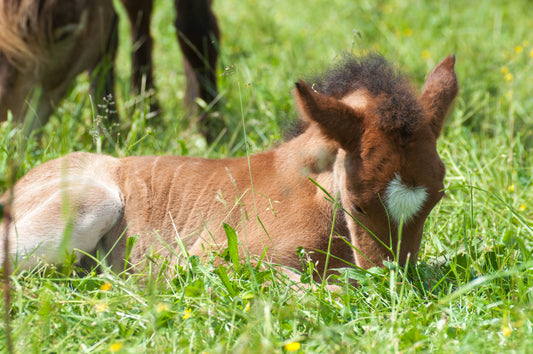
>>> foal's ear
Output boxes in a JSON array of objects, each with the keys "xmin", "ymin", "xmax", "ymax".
[
  {"xmin": 294, "ymin": 80, "xmax": 364, "ymax": 149},
  {"xmin": 420, "ymin": 55, "xmax": 459, "ymax": 138}
]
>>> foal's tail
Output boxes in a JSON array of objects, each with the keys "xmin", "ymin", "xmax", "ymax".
[
  {"xmin": 0, "ymin": 200, "xmax": 13, "ymax": 354},
  {"xmin": 0, "ymin": 192, "xmax": 13, "ymax": 271}
]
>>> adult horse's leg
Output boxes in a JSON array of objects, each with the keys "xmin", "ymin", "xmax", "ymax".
[
  {"xmin": 0, "ymin": 53, "xmax": 24, "ymax": 122},
  {"xmin": 175, "ymin": 0, "xmax": 219, "ymax": 105},
  {"xmin": 122, "ymin": 0, "xmax": 157, "ymax": 105},
  {"xmin": 89, "ymin": 11, "xmax": 119, "ymax": 124},
  {"xmin": 175, "ymin": 0, "xmax": 220, "ymax": 140}
]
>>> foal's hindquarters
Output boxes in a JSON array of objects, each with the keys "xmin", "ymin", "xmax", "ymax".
[{"xmin": 0, "ymin": 153, "xmax": 123, "ymax": 270}]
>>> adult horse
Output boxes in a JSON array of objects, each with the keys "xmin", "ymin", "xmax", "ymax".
[
  {"xmin": 0, "ymin": 54, "xmax": 458, "ymax": 279},
  {"xmin": 0, "ymin": 0, "xmax": 219, "ymax": 135}
]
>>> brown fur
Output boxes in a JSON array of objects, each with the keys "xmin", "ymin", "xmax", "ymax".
[
  {"xmin": 0, "ymin": 54, "xmax": 458, "ymax": 279},
  {"xmin": 0, "ymin": 0, "xmax": 219, "ymax": 135},
  {"xmin": 0, "ymin": 0, "xmax": 116, "ymax": 128}
]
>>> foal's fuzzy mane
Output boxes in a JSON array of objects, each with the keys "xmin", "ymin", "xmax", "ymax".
[{"xmin": 308, "ymin": 53, "xmax": 424, "ymax": 138}]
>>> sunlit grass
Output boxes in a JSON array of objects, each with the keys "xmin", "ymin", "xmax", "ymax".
[{"xmin": 1, "ymin": 0, "xmax": 533, "ymax": 352}]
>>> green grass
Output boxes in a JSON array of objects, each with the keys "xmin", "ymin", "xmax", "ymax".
[{"xmin": 1, "ymin": 0, "xmax": 533, "ymax": 352}]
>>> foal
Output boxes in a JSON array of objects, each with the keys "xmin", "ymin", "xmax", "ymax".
[{"xmin": 0, "ymin": 54, "xmax": 458, "ymax": 277}]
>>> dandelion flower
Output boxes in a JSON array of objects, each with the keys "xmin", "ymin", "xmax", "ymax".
[
  {"xmin": 156, "ymin": 303, "xmax": 169, "ymax": 313},
  {"xmin": 504, "ymin": 73, "xmax": 513, "ymax": 82},
  {"xmin": 244, "ymin": 302, "xmax": 251, "ymax": 312},
  {"xmin": 502, "ymin": 326, "xmax": 512, "ymax": 337},
  {"xmin": 182, "ymin": 308, "xmax": 192, "ymax": 319},
  {"xmin": 94, "ymin": 302, "xmax": 108, "ymax": 313},
  {"xmin": 515, "ymin": 45, "xmax": 523, "ymax": 53},
  {"xmin": 100, "ymin": 282, "xmax": 112, "ymax": 291},
  {"xmin": 508, "ymin": 185, "xmax": 515, "ymax": 192},
  {"xmin": 501, "ymin": 66, "xmax": 509, "ymax": 74},
  {"xmin": 110, "ymin": 342, "xmax": 124, "ymax": 352},
  {"xmin": 403, "ymin": 28, "xmax": 413, "ymax": 37},
  {"xmin": 530, "ymin": 48, "xmax": 533, "ymax": 59},
  {"xmin": 421, "ymin": 50, "xmax": 431, "ymax": 59},
  {"xmin": 284, "ymin": 342, "xmax": 301, "ymax": 351},
  {"xmin": 519, "ymin": 204, "xmax": 526, "ymax": 211}
]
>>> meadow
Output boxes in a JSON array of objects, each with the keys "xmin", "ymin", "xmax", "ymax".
[{"xmin": 1, "ymin": 0, "xmax": 532, "ymax": 352}]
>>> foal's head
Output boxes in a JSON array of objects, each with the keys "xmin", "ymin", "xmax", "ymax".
[{"xmin": 295, "ymin": 54, "xmax": 458, "ymax": 269}]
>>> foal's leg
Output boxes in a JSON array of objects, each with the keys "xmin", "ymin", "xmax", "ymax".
[
  {"xmin": 175, "ymin": 0, "xmax": 220, "ymax": 139},
  {"xmin": 0, "ymin": 177, "xmax": 123, "ymax": 271}
]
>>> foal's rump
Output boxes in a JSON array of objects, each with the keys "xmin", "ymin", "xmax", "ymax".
[{"xmin": 0, "ymin": 152, "xmax": 123, "ymax": 269}]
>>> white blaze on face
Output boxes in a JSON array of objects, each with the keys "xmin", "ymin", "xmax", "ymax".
[{"xmin": 385, "ymin": 174, "xmax": 428, "ymax": 224}]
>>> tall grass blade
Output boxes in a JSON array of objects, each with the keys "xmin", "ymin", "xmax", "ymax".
[{"xmin": 223, "ymin": 223, "xmax": 240, "ymax": 271}]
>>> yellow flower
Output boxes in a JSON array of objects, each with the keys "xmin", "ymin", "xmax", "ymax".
[
  {"xmin": 501, "ymin": 66, "xmax": 509, "ymax": 74},
  {"xmin": 515, "ymin": 45, "xmax": 523, "ymax": 53},
  {"xmin": 110, "ymin": 342, "xmax": 124, "ymax": 352},
  {"xmin": 504, "ymin": 73, "xmax": 513, "ymax": 82},
  {"xmin": 523, "ymin": 40, "xmax": 530, "ymax": 47},
  {"xmin": 519, "ymin": 204, "xmax": 526, "ymax": 211},
  {"xmin": 94, "ymin": 302, "xmax": 108, "ymax": 313},
  {"xmin": 156, "ymin": 303, "xmax": 169, "ymax": 313},
  {"xmin": 284, "ymin": 342, "xmax": 301, "ymax": 351},
  {"xmin": 403, "ymin": 28, "xmax": 413, "ymax": 37},
  {"xmin": 530, "ymin": 48, "xmax": 533, "ymax": 59},
  {"xmin": 508, "ymin": 185, "xmax": 515, "ymax": 192},
  {"xmin": 421, "ymin": 50, "xmax": 431, "ymax": 59},
  {"xmin": 502, "ymin": 325, "xmax": 512, "ymax": 337},
  {"xmin": 244, "ymin": 302, "xmax": 251, "ymax": 312},
  {"xmin": 100, "ymin": 282, "xmax": 112, "ymax": 291},
  {"xmin": 182, "ymin": 308, "xmax": 192, "ymax": 319}
]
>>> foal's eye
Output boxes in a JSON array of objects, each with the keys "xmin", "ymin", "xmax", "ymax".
[{"xmin": 353, "ymin": 204, "xmax": 366, "ymax": 215}]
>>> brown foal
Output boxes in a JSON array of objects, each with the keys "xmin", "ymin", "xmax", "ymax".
[{"xmin": 0, "ymin": 54, "xmax": 458, "ymax": 279}]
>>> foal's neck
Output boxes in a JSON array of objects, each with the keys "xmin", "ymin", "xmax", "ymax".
[{"xmin": 273, "ymin": 126, "xmax": 339, "ymax": 192}]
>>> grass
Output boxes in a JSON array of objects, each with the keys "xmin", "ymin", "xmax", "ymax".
[{"xmin": 1, "ymin": 0, "xmax": 533, "ymax": 352}]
